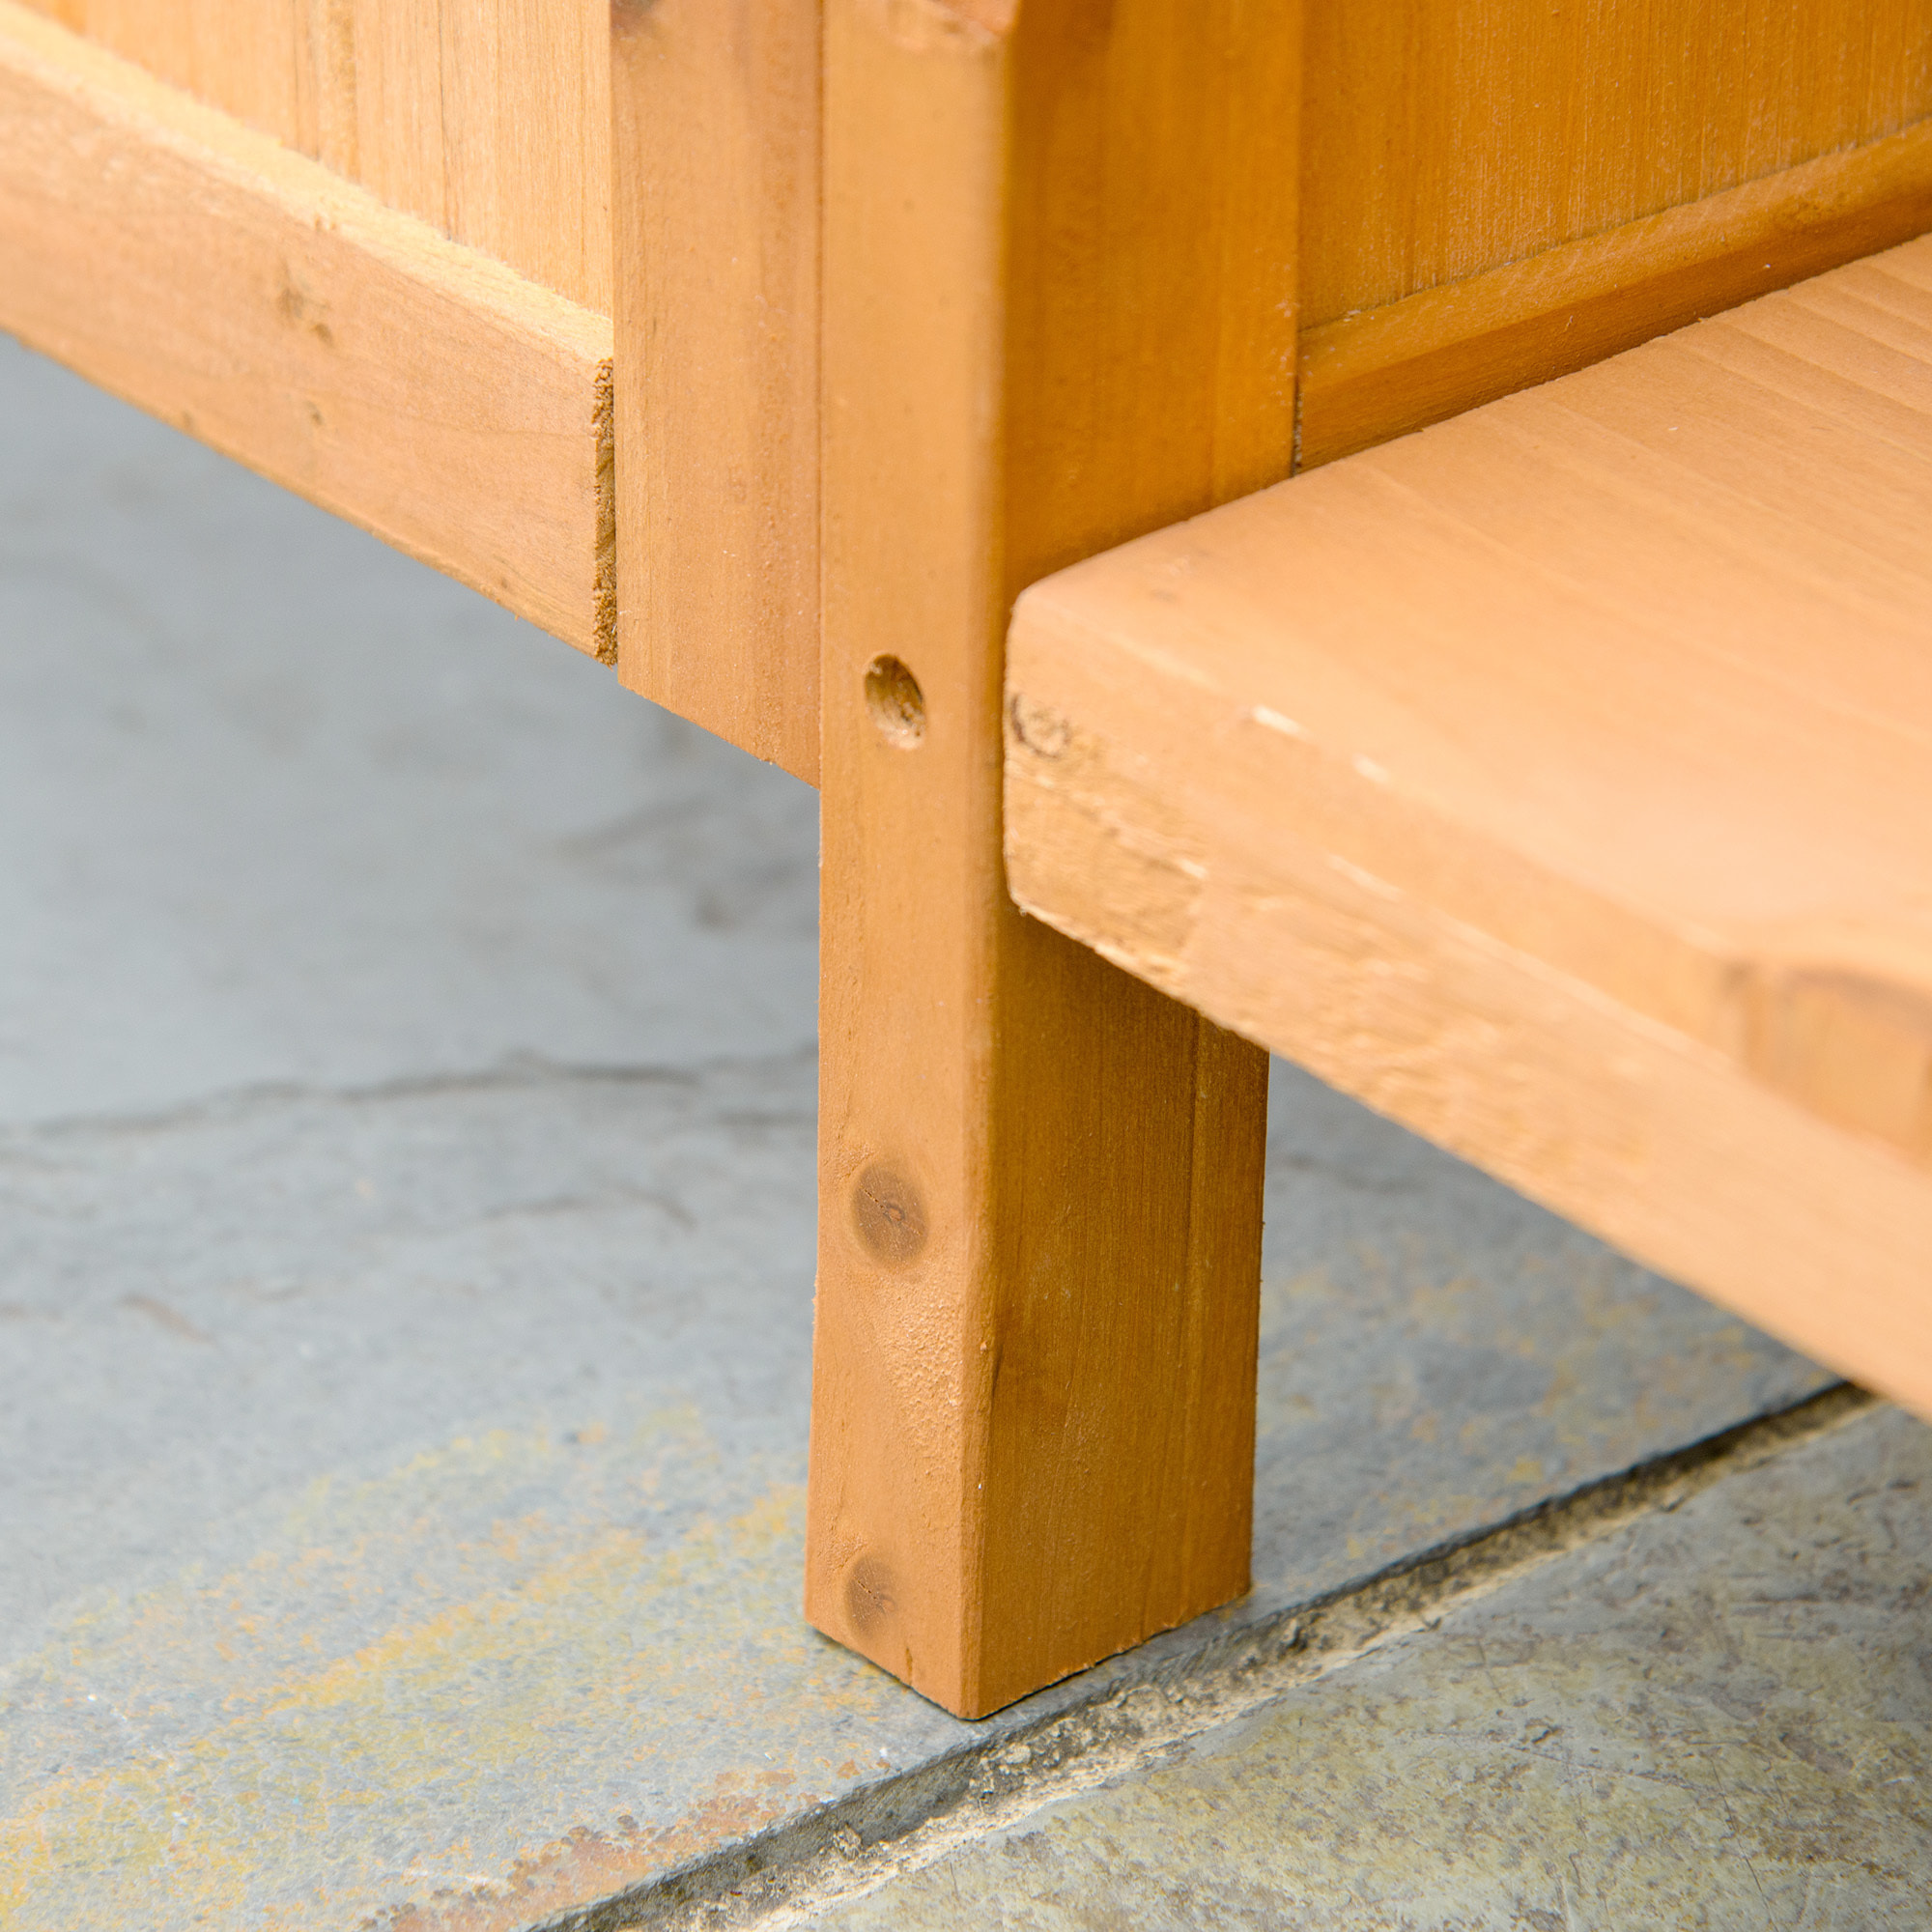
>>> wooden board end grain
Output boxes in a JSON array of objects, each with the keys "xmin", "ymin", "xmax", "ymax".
[{"xmin": 1008, "ymin": 234, "xmax": 1932, "ymax": 1421}]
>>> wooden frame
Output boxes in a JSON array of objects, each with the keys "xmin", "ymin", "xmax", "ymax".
[
  {"xmin": 4, "ymin": 0, "xmax": 1931, "ymax": 1718},
  {"xmin": 0, "ymin": 1, "xmax": 615, "ymax": 659}
]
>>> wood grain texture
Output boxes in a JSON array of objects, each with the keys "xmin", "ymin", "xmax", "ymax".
[
  {"xmin": 609, "ymin": 0, "xmax": 820, "ymax": 783},
  {"xmin": 1007, "ymin": 235, "xmax": 1932, "ymax": 1421},
  {"xmin": 16, "ymin": 0, "xmax": 611, "ymax": 311},
  {"xmin": 810, "ymin": 0, "xmax": 1298, "ymax": 1719},
  {"xmin": 0, "ymin": 3, "xmax": 614, "ymax": 656},
  {"xmin": 1300, "ymin": 118, "xmax": 1932, "ymax": 467},
  {"xmin": 1301, "ymin": 0, "xmax": 1932, "ymax": 327}
]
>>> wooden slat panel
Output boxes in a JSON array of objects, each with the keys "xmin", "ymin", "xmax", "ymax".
[
  {"xmin": 1301, "ymin": 0, "xmax": 1932, "ymax": 327},
  {"xmin": 1007, "ymin": 234, "xmax": 1932, "ymax": 1421},
  {"xmin": 0, "ymin": 2, "xmax": 615, "ymax": 657},
  {"xmin": 16, "ymin": 0, "xmax": 312, "ymax": 149},
  {"xmin": 355, "ymin": 0, "xmax": 611, "ymax": 315},
  {"xmin": 15, "ymin": 0, "xmax": 611, "ymax": 312}
]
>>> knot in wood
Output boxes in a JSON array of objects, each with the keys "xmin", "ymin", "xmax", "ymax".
[
  {"xmin": 852, "ymin": 1164, "xmax": 928, "ymax": 1266},
  {"xmin": 844, "ymin": 1553, "xmax": 899, "ymax": 1637}
]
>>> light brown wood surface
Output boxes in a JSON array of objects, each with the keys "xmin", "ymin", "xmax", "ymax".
[
  {"xmin": 609, "ymin": 0, "xmax": 821, "ymax": 783},
  {"xmin": 1301, "ymin": 0, "xmax": 1932, "ymax": 326},
  {"xmin": 810, "ymin": 0, "xmax": 1298, "ymax": 1719},
  {"xmin": 0, "ymin": 2, "xmax": 614, "ymax": 657},
  {"xmin": 17, "ymin": 0, "xmax": 1932, "ymax": 779},
  {"xmin": 1008, "ymin": 235, "xmax": 1932, "ymax": 1421},
  {"xmin": 1300, "ymin": 118, "xmax": 1932, "ymax": 467},
  {"xmin": 17, "ymin": 0, "xmax": 612, "ymax": 311}
]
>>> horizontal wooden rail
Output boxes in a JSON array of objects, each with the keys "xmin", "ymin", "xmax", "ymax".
[
  {"xmin": 1299, "ymin": 117, "xmax": 1932, "ymax": 469},
  {"xmin": 0, "ymin": 2, "xmax": 615, "ymax": 660},
  {"xmin": 1008, "ymin": 234, "xmax": 1932, "ymax": 1420}
]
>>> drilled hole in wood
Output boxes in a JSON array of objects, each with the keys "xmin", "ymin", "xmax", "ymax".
[{"xmin": 864, "ymin": 655, "xmax": 926, "ymax": 748}]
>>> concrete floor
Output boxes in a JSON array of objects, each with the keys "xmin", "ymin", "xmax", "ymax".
[
  {"xmin": 808, "ymin": 1401, "xmax": 1932, "ymax": 1931},
  {"xmin": 0, "ymin": 332, "xmax": 1908, "ymax": 1930}
]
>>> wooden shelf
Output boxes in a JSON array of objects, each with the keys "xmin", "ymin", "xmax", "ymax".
[{"xmin": 1008, "ymin": 234, "xmax": 1932, "ymax": 1419}]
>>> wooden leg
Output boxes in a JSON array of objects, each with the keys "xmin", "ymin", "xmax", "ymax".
[{"xmin": 806, "ymin": 0, "xmax": 1300, "ymax": 1719}]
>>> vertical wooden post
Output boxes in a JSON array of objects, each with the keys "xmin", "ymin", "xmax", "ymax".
[
  {"xmin": 610, "ymin": 0, "xmax": 821, "ymax": 782},
  {"xmin": 809, "ymin": 0, "xmax": 1300, "ymax": 1719}
]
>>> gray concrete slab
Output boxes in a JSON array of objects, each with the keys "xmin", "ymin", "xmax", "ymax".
[
  {"xmin": 807, "ymin": 1402, "xmax": 1932, "ymax": 1932},
  {"xmin": 0, "ymin": 334, "xmax": 1834, "ymax": 1928},
  {"xmin": 0, "ymin": 337, "xmax": 818, "ymax": 1127}
]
